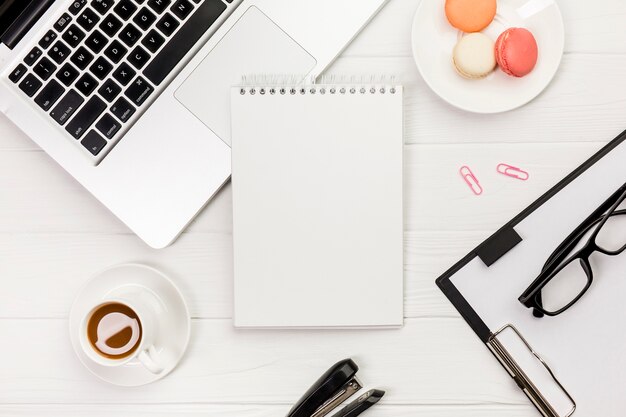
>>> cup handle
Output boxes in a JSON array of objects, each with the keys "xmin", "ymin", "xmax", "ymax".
[{"xmin": 138, "ymin": 345, "xmax": 164, "ymax": 374}]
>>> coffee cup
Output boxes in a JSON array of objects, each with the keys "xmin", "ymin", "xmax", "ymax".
[{"xmin": 79, "ymin": 289, "xmax": 164, "ymax": 374}]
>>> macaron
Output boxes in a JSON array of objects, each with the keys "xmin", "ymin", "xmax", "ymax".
[
  {"xmin": 495, "ymin": 28, "xmax": 539, "ymax": 77},
  {"xmin": 445, "ymin": 0, "xmax": 497, "ymax": 33},
  {"xmin": 452, "ymin": 33, "xmax": 497, "ymax": 79}
]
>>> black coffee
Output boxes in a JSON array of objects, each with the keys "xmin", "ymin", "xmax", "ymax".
[{"xmin": 87, "ymin": 302, "xmax": 142, "ymax": 359}]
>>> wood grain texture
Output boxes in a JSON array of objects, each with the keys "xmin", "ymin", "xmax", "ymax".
[
  {"xmin": 0, "ymin": 318, "xmax": 528, "ymax": 405},
  {"xmin": 0, "ymin": 143, "xmax": 604, "ymax": 321},
  {"xmin": 1, "ymin": 0, "xmax": 624, "ymax": 415},
  {"xmin": 0, "ymin": 142, "xmax": 605, "ymax": 235},
  {"xmin": 344, "ymin": 0, "xmax": 626, "ymax": 56},
  {"xmin": 0, "ymin": 404, "xmax": 536, "ymax": 417},
  {"xmin": 5, "ymin": 55, "xmax": 626, "ymax": 149},
  {"xmin": 0, "ymin": 230, "xmax": 479, "ymax": 319},
  {"xmin": 328, "ymin": 56, "xmax": 626, "ymax": 145}
]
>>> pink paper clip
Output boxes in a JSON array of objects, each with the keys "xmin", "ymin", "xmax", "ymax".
[
  {"xmin": 497, "ymin": 163, "xmax": 529, "ymax": 181},
  {"xmin": 460, "ymin": 166, "xmax": 483, "ymax": 195}
]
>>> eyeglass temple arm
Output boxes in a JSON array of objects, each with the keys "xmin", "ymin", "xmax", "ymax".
[{"xmin": 542, "ymin": 187, "xmax": 626, "ymax": 270}]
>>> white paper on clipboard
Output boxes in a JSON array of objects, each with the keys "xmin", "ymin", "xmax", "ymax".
[{"xmin": 449, "ymin": 138, "xmax": 626, "ymax": 416}]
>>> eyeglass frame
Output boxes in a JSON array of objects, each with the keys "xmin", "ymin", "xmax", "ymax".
[{"xmin": 518, "ymin": 183, "xmax": 626, "ymax": 317}]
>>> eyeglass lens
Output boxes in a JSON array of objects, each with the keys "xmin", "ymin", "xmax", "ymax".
[
  {"xmin": 538, "ymin": 258, "xmax": 590, "ymax": 313},
  {"xmin": 595, "ymin": 202, "xmax": 626, "ymax": 252}
]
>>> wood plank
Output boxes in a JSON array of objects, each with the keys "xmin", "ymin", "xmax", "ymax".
[
  {"xmin": 0, "ymin": 229, "xmax": 489, "ymax": 319},
  {"xmin": 5, "ymin": 54, "xmax": 626, "ymax": 151},
  {"xmin": 0, "ymin": 318, "xmax": 530, "ymax": 405},
  {"xmin": 403, "ymin": 142, "xmax": 605, "ymax": 231},
  {"xmin": 0, "ymin": 140, "xmax": 604, "ymax": 320},
  {"xmin": 346, "ymin": 0, "xmax": 626, "ymax": 57},
  {"xmin": 0, "ymin": 148, "xmax": 233, "ymax": 234},
  {"xmin": 326, "ymin": 56, "xmax": 626, "ymax": 145},
  {"xmin": 0, "ymin": 232, "xmax": 233, "ymax": 319},
  {"xmin": 0, "ymin": 142, "xmax": 604, "ymax": 236},
  {"xmin": 0, "ymin": 115, "xmax": 30, "ymax": 150},
  {"xmin": 0, "ymin": 404, "xmax": 537, "ymax": 417},
  {"xmin": 0, "ymin": 142, "xmax": 604, "ymax": 321}
]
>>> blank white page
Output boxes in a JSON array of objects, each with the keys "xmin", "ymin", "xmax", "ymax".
[{"xmin": 231, "ymin": 84, "xmax": 403, "ymax": 328}]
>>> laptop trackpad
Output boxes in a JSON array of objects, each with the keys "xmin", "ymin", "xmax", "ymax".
[{"xmin": 174, "ymin": 6, "xmax": 316, "ymax": 146}]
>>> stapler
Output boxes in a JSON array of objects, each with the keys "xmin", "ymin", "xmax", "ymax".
[{"xmin": 286, "ymin": 359, "xmax": 385, "ymax": 417}]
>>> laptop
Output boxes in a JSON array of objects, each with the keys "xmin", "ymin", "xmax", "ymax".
[{"xmin": 0, "ymin": 0, "xmax": 387, "ymax": 248}]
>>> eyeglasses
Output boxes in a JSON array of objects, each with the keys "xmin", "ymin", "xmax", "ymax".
[{"xmin": 519, "ymin": 183, "xmax": 626, "ymax": 317}]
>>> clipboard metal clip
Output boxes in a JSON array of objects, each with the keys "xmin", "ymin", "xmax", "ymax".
[{"xmin": 487, "ymin": 324, "xmax": 576, "ymax": 417}]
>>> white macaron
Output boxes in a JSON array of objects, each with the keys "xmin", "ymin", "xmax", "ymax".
[{"xmin": 452, "ymin": 33, "xmax": 496, "ymax": 79}]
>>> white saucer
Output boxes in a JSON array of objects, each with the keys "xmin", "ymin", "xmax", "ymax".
[
  {"xmin": 412, "ymin": 0, "xmax": 564, "ymax": 113},
  {"xmin": 69, "ymin": 264, "xmax": 191, "ymax": 386}
]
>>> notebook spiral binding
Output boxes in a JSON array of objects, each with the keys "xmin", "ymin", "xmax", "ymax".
[{"xmin": 238, "ymin": 74, "xmax": 399, "ymax": 96}]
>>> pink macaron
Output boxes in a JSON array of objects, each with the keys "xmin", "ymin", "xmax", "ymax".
[{"xmin": 494, "ymin": 28, "xmax": 538, "ymax": 77}]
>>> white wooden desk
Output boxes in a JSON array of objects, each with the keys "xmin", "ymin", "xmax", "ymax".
[{"xmin": 2, "ymin": 0, "xmax": 625, "ymax": 415}]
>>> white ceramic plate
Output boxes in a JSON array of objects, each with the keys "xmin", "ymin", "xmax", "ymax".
[
  {"xmin": 412, "ymin": 0, "xmax": 564, "ymax": 113},
  {"xmin": 69, "ymin": 264, "xmax": 191, "ymax": 386}
]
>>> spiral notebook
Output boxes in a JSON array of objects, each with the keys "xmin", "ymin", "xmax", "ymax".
[{"xmin": 230, "ymin": 77, "xmax": 404, "ymax": 328}]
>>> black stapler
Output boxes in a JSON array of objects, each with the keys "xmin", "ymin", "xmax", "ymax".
[{"xmin": 286, "ymin": 358, "xmax": 385, "ymax": 417}]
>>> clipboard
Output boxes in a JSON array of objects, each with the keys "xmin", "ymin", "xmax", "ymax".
[{"xmin": 436, "ymin": 129, "xmax": 626, "ymax": 417}]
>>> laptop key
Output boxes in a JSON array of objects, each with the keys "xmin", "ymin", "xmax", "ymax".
[
  {"xmin": 62, "ymin": 24, "xmax": 86, "ymax": 48},
  {"xmin": 114, "ymin": 0, "xmax": 138, "ymax": 20},
  {"xmin": 148, "ymin": 0, "xmax": 171, "ymax": 14},
  {"xmin": 39, "ymin": 30, "xmax": 58, "ymax": 49},
  {"xmin": 48, "ymin": 41, "xmax": 71, "ymax": 64},
  {"xmin": 70, "ymin": 46, "xmax": 95, "ymax": 70},
  {"xmin": 112, "ymin": 62, "xmax": 136, "ymax": 85},
  {"xmin": 155, "ymin": 12, "xmax": 178, "ymax": 36},
  {"xmin": 111, "ymin": 97, "xmax": 135, "ymax": 121},
  {"xmin": 127, "ymin": 46, "xmax": 151, "ymax": 69},
  {"xmin": 85, "ymin": 29, "xmax": 108, "ymax": 53},
  {"xmin": 76, "ymin": 72, "xmax": 99, "ymax": 95},
  {"xmin": 69, "ymin": 0, "xmax": 88, "ymax": 15},
  {"xmin": 9, "ymin": 64, "xmax": 27, "ymax": 83},
  {"xmin": 90, "ymin": 57, "xmax": 114, "ymax": 79},
  {"xmin": 66, "ymin": 95, "xmax": 107, "ymax": 139},
  {"xmin": 77, "ymin": 8, "xmax": 100, "ymax": 31},
  {"xmin": 81, "ymin": 130, "xmax": 108, "ymax": 156},
  {"xmin": 98, "ymin": 79, "xmax": 122, "ymax": 102},
  {"xmin": 119, "ymin": 23, "xmax": 142, "ymax": 46},
  {"xmin": 133, "ymin": 7, "xmax": 157, "ymax": 30},
  {"xmin": 57, "ymin": 63, "xmax": 80, "ymax": 86},
  {"xmin": 170, "ymin": 0, "xmax": 193, "ymax": 20},
  {"xmin": 50, "ymin": 89, "xmax": 84, "ymax": 125},
  {"xmin": 104, "ymin": 39, "xmax": 128, "ymax": 63},
  {"xmin": 145, "ymin": 0, "xmax": 225, "ymax": 85},
  {"xmin": 18, "ymin": 74, "xmax": 43, "ymax": 97},
  {"xmin": 92, "ymin": 0, "xmax": 115, "ymax": 15},
  {"xmin": 124, "ymin": 76, "xmax": 153, "ymax": 105},
  {"xmin": 100, "ymin": 13, "xmax": 123, "ymax": 36},
  {"xmin": 141, "ymin": 29, "xmax": 164, "ymax": 52},
  {"xmin": 53, "ymin": 13, "xmax": 73, "ymax": 32},
  {"xmin": 24, "ymin": 47, "xmax": 42, "ymax": 66},
  {"xmin": 34, "ymin": 79, "xmax": 65, "ymax": 111},
  {"xmin": 96, "ymin": 113, "xmax": 121, "ymax": 138},
  {"xmin": 33, "ymin": 57, "xmax": 57, "ymax": 81}
]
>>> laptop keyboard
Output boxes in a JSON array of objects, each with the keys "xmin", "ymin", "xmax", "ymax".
[{"xmin": 8, "ymin": 0, "xmax": 231, "ymax": 162}]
